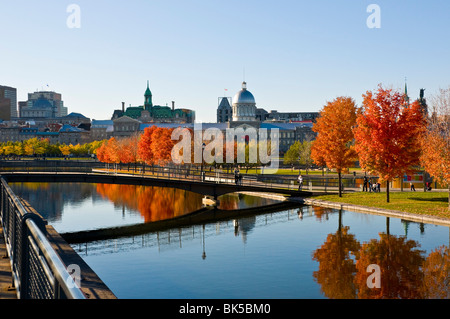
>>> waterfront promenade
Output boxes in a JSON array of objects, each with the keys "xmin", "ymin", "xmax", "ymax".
[{"xmin": 0, "ymin": 225, "xmax": 15, "ymax": 299}]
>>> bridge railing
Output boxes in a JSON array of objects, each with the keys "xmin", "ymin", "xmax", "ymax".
[
  {"xmin": 0, "ymin": 178, "xmax": 86, "ymax": 299},
  {"xmin": 94, "ymin": 164, "xmax": 362, "ymax": 192},
  {"xmin": 2, "ymin": 159, "xmax": 362, "ymax": 192}
]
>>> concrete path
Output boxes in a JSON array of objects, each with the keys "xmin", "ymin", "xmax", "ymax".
[{"xmin": 0, "ymin": 226, "xmax": 16, "ymax": 299}]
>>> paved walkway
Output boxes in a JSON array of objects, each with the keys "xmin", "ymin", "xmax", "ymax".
[{"xmin": 0, "ymin": 225, "xmax": 16, "ymax": 299}]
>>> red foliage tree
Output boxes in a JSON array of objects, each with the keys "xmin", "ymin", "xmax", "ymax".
[{"xmin": 354, "ymin": 85, "xmax": 426, "ymax": 202}]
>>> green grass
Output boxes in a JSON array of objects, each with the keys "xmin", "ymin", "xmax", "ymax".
[
  {"xmin": 241, "ymin": 168, "xmax": 363, "ymax": 175},
  {"xmin": 313, "ymin": 191, "xmax": 450, "ymax": 219}
]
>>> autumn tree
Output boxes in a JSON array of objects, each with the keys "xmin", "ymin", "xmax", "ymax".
[
  {"xmin": 59, "ymin": 144, "xmax": 71, "ymax": 157},
  {"xmin": 420, "ymin": 86, "xmax": 450, "ymax": 209},
  {"xmin": 138, "ymin": 126, "xmax": 157, "ymax": 166},
  {"xmin": 311, "ymin": 139, "xmax": 327, "ymax": 176},
  {"xmin": 105, "ymin": 137, "xmax": 120, "ymax": 166},
  {"xmin": 23, "ymin": 137, "xmax": 49, "ymax": 156},
  {"xmin": 115, "ymin": 134, "xmax": 141, "ymax": 171},
  {"xmin": 354, "ymin": 85, "xmax": 427, "ymax": 203},
  {"xmin": 311, "ymin": 96, "xmax": 359, "ymax": 196},
  {"xmin": 151, "ymin": 127, "xmax": 175, "ymax": 166}
]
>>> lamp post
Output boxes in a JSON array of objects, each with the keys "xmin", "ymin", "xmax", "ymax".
[
  {"xmin": 201, "ymin": 143, "xmax": 206, "ymax": 182},
  {"xmin": 202, "ymin": 224, "xmax": 206, "ymax": 260}
]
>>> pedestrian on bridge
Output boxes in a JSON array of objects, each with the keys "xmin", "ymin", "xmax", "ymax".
[
  {"xmin": 298, "ymin": 174, "xmax": 303, "ymax": 191},
  {"xmin": 363, "ymin": 176, "xmax": 368, "ymax": 192}
]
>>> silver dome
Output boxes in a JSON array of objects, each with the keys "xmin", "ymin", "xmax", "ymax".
[{"xmin": 233, "ymin": 82, "xmax": 255, "ymax": 105}]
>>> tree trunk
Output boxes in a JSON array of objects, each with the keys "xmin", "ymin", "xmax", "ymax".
[
  {"xmin": 338, "ymin": 171, "xmax": 342, "ymax": 197},
  {"xmin": 386, "ymin": 180, "xmax": 390, "ymax": 203}
]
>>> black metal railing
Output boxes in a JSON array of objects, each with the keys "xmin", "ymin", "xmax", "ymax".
[{"xmin": 0, "ymin": 178, "xmax": 86, "ymax": 299}]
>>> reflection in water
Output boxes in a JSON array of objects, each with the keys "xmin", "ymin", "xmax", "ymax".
[
  {"xmin": 9, "ymin": 182, "xmax": 282, "ymax": 230},
  {"xmin": 9, "ymin": 182, "xmax": 102, "ymax": 222},
  {"xmin": 218, "ymin": 193, "xmax": 279, "ymax": 210},
  {"xmin": 8, "ymin": 182, "xmax": 450, "ymax": 299},
  {"xmin": 95, "ymin": 184, "xmax": 203, "ymax": 222},
  {"xmin": 312, "ymin": 211, "xmax": 450, "ymax": 299}
]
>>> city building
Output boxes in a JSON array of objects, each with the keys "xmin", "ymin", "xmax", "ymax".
[
  {"xmin": 217, "ymin": 97, "xmax": 232, "ymax": 123},
  {"xmin": 90, "ymin": 120, "xmax": 113, "ymax": 141},
  {"xmin": 232, "ymin": 81, "xmax": 257, "ymax": 122},
  {"xmin": 216, "ymin": 82, "xmax": 319, "ymax": 125},
  {"xmin": 19, "ymin": 90, "xmax": 68, "ymax": 119},
  {"xmin": 0, "ymin": 85, "xmax": 17, "ymax": 120}
]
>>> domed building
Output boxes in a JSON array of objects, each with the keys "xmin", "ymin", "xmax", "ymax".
[{"xmin": 232, "ymin": 81, "xmax": 257, "ymax": 122}]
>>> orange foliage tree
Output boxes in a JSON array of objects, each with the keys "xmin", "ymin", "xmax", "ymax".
[
  {"xmin": 311, "ymin": 96, "xmax": 359, "ymax": 197},
  {"xmin": 138, "ymin": 126, "xmax": 175, "ymax": 169},
  {"xmin": 138, "ymin": 126, "xmax": 157, "ymax": 166},
  {"xmin": 105, "ymin": 137, "xmax": 120, "ymax": 166},
  {"xmin": 118, "ymin": 134, "xmax": 141, "ymax": 171},
  {"xmin": 419, "ymin": 87, "xmax": 450, "ymax": 209},
  {"xmin": 354, "ymin": 85, "xmax": 426, "ymax": 202},
  {"xmin": 151, "ymin": 127, "xmax": 175, "ymax": 166}
]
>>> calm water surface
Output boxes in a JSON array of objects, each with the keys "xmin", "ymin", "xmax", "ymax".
[{"xmin": 10, "ymin": 182, "xmax": 450, "ymax": 299}]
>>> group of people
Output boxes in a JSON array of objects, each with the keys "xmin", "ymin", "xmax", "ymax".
[
  {"xmin": 412, "ymin": 182, "xmax": 432, "ymax": 192},
  {"xmin": 363, "ymin": 176, "xmax": 381, "ymax": 192}
]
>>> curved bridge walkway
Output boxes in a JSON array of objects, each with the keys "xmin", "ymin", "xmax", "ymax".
[{"xmin": 0, "ymin": 171, "xmax": 318, "ymax": 199}]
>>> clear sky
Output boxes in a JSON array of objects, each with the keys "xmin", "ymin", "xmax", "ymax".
[{"xmin": 1, "ymin": 0, "xmax": 449, "ymax": 122}]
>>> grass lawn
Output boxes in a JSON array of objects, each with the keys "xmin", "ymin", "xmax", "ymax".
[{"xmin": 313, "ymin": 191, "xmax": 450, "ymax": 219}]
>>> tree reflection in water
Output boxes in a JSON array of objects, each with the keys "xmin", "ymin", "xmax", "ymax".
[
  {"xmin": 95, "ymin": 184, "xmax": 279, "ymax": 223},
  {"xmin": 312, "ymin": 210, "xmax": 450, "ymax": 299},
  {"xmin": 96, "ymin": 184, "xmax": 204, "ymax": 222}
]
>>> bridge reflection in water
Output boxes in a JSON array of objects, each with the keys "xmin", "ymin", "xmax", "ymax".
[
  {"xmin": 9, "ymin": 181, "xmax": 292, "ymax": 241},
  {"xmin": 72, "ymin": 206, "xmax": 313, "ymax": 257}
]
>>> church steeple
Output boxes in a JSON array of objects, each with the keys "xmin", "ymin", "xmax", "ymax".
[
  {"xmin": 144, "ymin": 80, "xmax": 153, "ymax": 111},
  {"xmin": 404, "ymin": 78, "xmax": 410, "ymax": 106}
]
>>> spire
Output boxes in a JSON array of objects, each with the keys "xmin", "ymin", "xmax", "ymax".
[
  {"xmin": 145, "ymin": 80, "xmax": 152, "ymax": 96},
  {"xmin": 144, "ymin": 80, "xmax": 152, "ymax": 110},
  {"xmin": 404, "ymin": 77, "xmax": 410, "ymax": 106}
]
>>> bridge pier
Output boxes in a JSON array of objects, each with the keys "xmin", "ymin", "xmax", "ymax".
[{"xmin": 202, "ymin": 195, "xmax": 219, "ymax": 207}]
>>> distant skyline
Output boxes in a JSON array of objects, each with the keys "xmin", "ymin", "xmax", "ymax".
[{"xmin": 1, "ymin": 0, "xmax": 449, "ymax": 122}]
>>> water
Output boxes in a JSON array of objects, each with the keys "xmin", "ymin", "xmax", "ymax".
[{"xmin": 10, "ymin": 182, "xmax": 450, "ymax": 299}]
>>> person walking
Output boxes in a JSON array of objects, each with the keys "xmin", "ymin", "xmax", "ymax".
[
  {"xmin": 298, "ymin": 174, "xmax": 303, "ymax": 191},
  {"xmin": 410, "ymin": 182, "xmax": 416, "ymax": 191},
  {"xmin": 363, "ymin": 176, "xmax": 368, "ymax": 192}
]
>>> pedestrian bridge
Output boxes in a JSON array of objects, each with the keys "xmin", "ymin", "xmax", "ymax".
[{"xmin": 0, "ymin": 172, "xmax": 315, "ymax": 199}]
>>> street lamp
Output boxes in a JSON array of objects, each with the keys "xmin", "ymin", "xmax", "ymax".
[
  {"xmin": 201, "ymin": 143, "xmax": 206, "ymax": 182},
  {"xmin": 202, "ymin": 224, "xmax": 206, "ymax": 260}
]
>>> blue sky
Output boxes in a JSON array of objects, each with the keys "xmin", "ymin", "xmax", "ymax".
[{"xmin": 1, "ymin": 0, "xmax": 449, "ymax": 122}]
